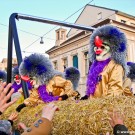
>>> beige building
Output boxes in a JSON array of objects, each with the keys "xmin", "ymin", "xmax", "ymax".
[
  {"xmin": 0, "ymin": 58, "xmax": 18, "ymax": 71},
  {"xmin": 46, "ymin": 4, "xmax": 135, "ymax": 95}
]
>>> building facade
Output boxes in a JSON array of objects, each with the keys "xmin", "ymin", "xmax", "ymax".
[
  {"xmin": 46, "ymin": 4, "xmax": 135, "ymax": 95},
  {"xmin": 0, "ymin": 58, "xmax": 18, "ymax": 71}
]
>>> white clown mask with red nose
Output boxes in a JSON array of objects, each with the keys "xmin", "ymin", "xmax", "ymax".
[
  {"xmin": 94, "ymin": 36, "xmax": 111, "ymax": 61},
  {"xmin": 14, "ymin": 74, "xmax": 21, "ymax": 85}
]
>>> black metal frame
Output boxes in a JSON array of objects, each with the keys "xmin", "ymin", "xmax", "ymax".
[{"xmin": 7, "ymin": 13, "xmax": 95, "ymax": 99}]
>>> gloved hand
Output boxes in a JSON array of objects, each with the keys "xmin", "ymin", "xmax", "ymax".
[
  {"xmin": 74, "ymin": 91, "xmax": 81, "ymax": 100},
  {"xmin": 59, "ymin": 94, "xmax": 68, "ymax": 100},
  {"xmin": 16, "ymin": 103, "xmax": 26, "ymax": 112},
  {"xmin": 80, "ymin": 95, "xmax": 88, "ymax": 100}
]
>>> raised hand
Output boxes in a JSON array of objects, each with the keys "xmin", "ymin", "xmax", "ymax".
[
  {"xmin": 108, "ymin": 110, "xmax": 124, "ymax": 128},
  {"xmin": 41, "ymin": 103, "xmax": 59, "ymax": 121},
  {"xmin": 8, "ymin": 112, "xmax": 18, "ymax": 121},
  {"xmin": 0, "ymin": 82, "xmax": 17, "ymax": 114}
]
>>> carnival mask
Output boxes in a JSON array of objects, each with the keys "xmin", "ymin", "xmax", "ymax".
[
  {"xmin": 94, "ymin": 36, "xmax": 111, "ymax": 61},
  {"xmin": 21, "ymin": 75, "xmax": 38, "ymax": 88},
  {"xmin": 14, "ymin": 75, "xmax": 21, "ymax": 85}
]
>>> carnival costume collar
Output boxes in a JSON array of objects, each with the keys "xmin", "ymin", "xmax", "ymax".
[
  {"xmin": 11, "ymin": 81, "xmax": 32, "ymax": 93},
  {"xmin": 38, "ymin": 85, "xmax": 59, "ymax": 102}
]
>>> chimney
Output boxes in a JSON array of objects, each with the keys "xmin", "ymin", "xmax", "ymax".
[{"xmin": 55, "ymin": 28, "xmax": 67, "ymax": 46}]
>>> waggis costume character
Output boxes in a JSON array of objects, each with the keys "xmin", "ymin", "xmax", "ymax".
[
  {"xmin": 123, "ymin": 62, "xmax": 135, "ymax": 95},
  {"xmin": 11, "ymin": 66, "xmax": 32, "ymax": 93},
  {"xmin": 16, "ymin": 53, "xmax": 80, "ymax": 112},
  {"xmin": 0, "ymin": 70, "xmax": 7, "ymax": 84},
  {"xmin": 64, "ymin": 67, "xmax": 81, "ymax": 99},
  {"xmin": 64, "ymin": 67, "xmax": 80, "ymax": 91},
  {"xmin": 81, "ymin": 25, "xmax": 132, "ymax": 100}
]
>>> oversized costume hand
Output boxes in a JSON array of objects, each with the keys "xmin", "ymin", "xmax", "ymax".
[
  {"xmin": 80, "ymin": 95, "xmax": 88, "ymax": 100},
  {"xmin": 59, "ymin": 94, "xmax": 68, "ymax": 100},
  {"xmin": 16, "ymin": 103, "xmax": 26, "ymax": 112},
  {"xmin": 74, "ymin": 91, "xmax": 81, "ymax": 100}
]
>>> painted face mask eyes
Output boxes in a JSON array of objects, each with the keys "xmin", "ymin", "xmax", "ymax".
[
  {"xmin": 94, "ymin": 46, "xmax": 105, "ymax": 50},
  {"xmin": 101, "ymin": 46, "xmax": 105, "ymax": 49},
  {"xmin": 94, "ymin": 47, "xmax": 98, "ymax": 52},
  {"xmin": 102, "ymin": 42, "xmax": 109, "ymax": 46}
]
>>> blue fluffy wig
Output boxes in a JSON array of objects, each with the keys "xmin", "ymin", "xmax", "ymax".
[
  {"xmin": 127, "ymin": 62, "xmax": 135, "ymax": 80},
  {"xmin": 19, "ymin": 53, "xmax": 63, "ymax": 84},
  {"xmin": 12, "ymin": 66, "xmax": 19, "ymax": 77},
  {"xmin": 64, "ymin": 67, "xmax": 80, "ymax": 90},
  {"xmin": 0, "ymin": 70, "xmax": 7, "ymax": 82}
]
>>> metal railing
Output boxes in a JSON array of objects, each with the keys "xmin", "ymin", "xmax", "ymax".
[{"xmin": 7, "ymin": 13, "xmax": 95, "ymax": 99}]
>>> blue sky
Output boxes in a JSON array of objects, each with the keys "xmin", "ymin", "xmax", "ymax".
[{"xmin": 0, "ymin": 0, "xmax": 135, "ymax": 61}]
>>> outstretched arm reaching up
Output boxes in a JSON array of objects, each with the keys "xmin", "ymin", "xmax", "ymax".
[{"xmin": 0, "ymin": 82, "xmax": 17, "ymax": 115}]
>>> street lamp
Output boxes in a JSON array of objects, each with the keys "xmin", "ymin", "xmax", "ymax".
[{"xmin": 40, "ymin": 37, "xmax": 44, "ymax": 44}]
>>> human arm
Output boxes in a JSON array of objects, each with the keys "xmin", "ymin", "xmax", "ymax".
[
  {"xmin": 8, "ymin": 112, "xmax": 18, "ymax": 125},
  {"xmin": 0, "ymin": 82, "xmax": 17, "ymax": 114},
  {"xmin": 16, "ymin": 88, "xmax": 43, "ymax": 112},
  {"xmin": 113, "ymin": 124, "xmax": 129, "ymax": 135},
  {"xmin": 21, "ymin": 103, "xmax": 58, "ymax": 135},
  {"xmin": 109, "ymin": 110, "xmax": 129, "ymax": 135}
]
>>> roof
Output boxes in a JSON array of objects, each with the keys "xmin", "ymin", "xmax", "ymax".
[
  {"xmin": 87, "ymin": 4, "xmax": 135, "ymax": 19},
  {"xmin": 46, "ymin": 31, "xmax": 88, "ymax": 54},
  {"xmin": 46, "ymin": 19, "xmax": 111, "ymax": 54},
  {"xmin": 46, "ymin": 4, "xmax": 135, "ymax": 54},
  {"xmin": 67, "ymin": 4, "xmax": 135, "ymax": 36},
  {"xmin": 46, "ymin": 46, "xmax": 58, "ymax": 54},
  {"xmin": 46, "ymin": 17, "xmax": 135, "ymax": 54},
  {"xmin": 87, "ymin": 4, "xmax": 117, "ymax": 12}
]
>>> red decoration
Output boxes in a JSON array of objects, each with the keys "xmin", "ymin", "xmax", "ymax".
[
  {"xmin": 58, "ymin": 97, "xmax": 62, "ymax": 101},
  {"xmin": 15, "ymin": 75, "xmax": 19, "ymax": 80},
  {"xmin": 95, "ymin": 50, "xmax": 102, "ymax": 54},
  {"xmin": 30, "ymin": 80, "xmax": 34, "ymax": 85},
  {"xmin": 21, "ymin": 75, "xmax": 30, "ymax": 81},
  {"xmin": 94, "ymin": 36, "xmax": 103, "ymax": 47}
]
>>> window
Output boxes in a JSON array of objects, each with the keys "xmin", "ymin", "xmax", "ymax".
[
  {"xmin": 73, "ymin": 55, "xmax": 78, "ymax": 69},
  {"xmin": 53, "ymin": 61, "xmax": 58, "ymax": 70},
  {"xmin": 63, "ymin": 58, "xmax": 68, "ymax": 70},
  {"xmin": 84, "ymin": 52, "xmax": 89, "ymax": 75},
  {"xmin": 130, "ymin": 22, "xmax": 135, "ymax": 26},
  {"xmin": 61, "ymin": 31, "xmax": 65, "ymax": 40},
  {"xmin": 97, "ymin": 12, "xmax": 102, "ymax": 20},
  {"xmin": 57, "ymin": 31, "xmax": 60, "ymax": 40},
  {"xmin": 121, "ymin": 20, "xmax": 126, "ymax": 24}
]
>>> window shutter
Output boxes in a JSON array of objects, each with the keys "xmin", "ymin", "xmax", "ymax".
[{"xmin": 73, "ymin": 55, "xmax": 78, "ymax": 68}]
